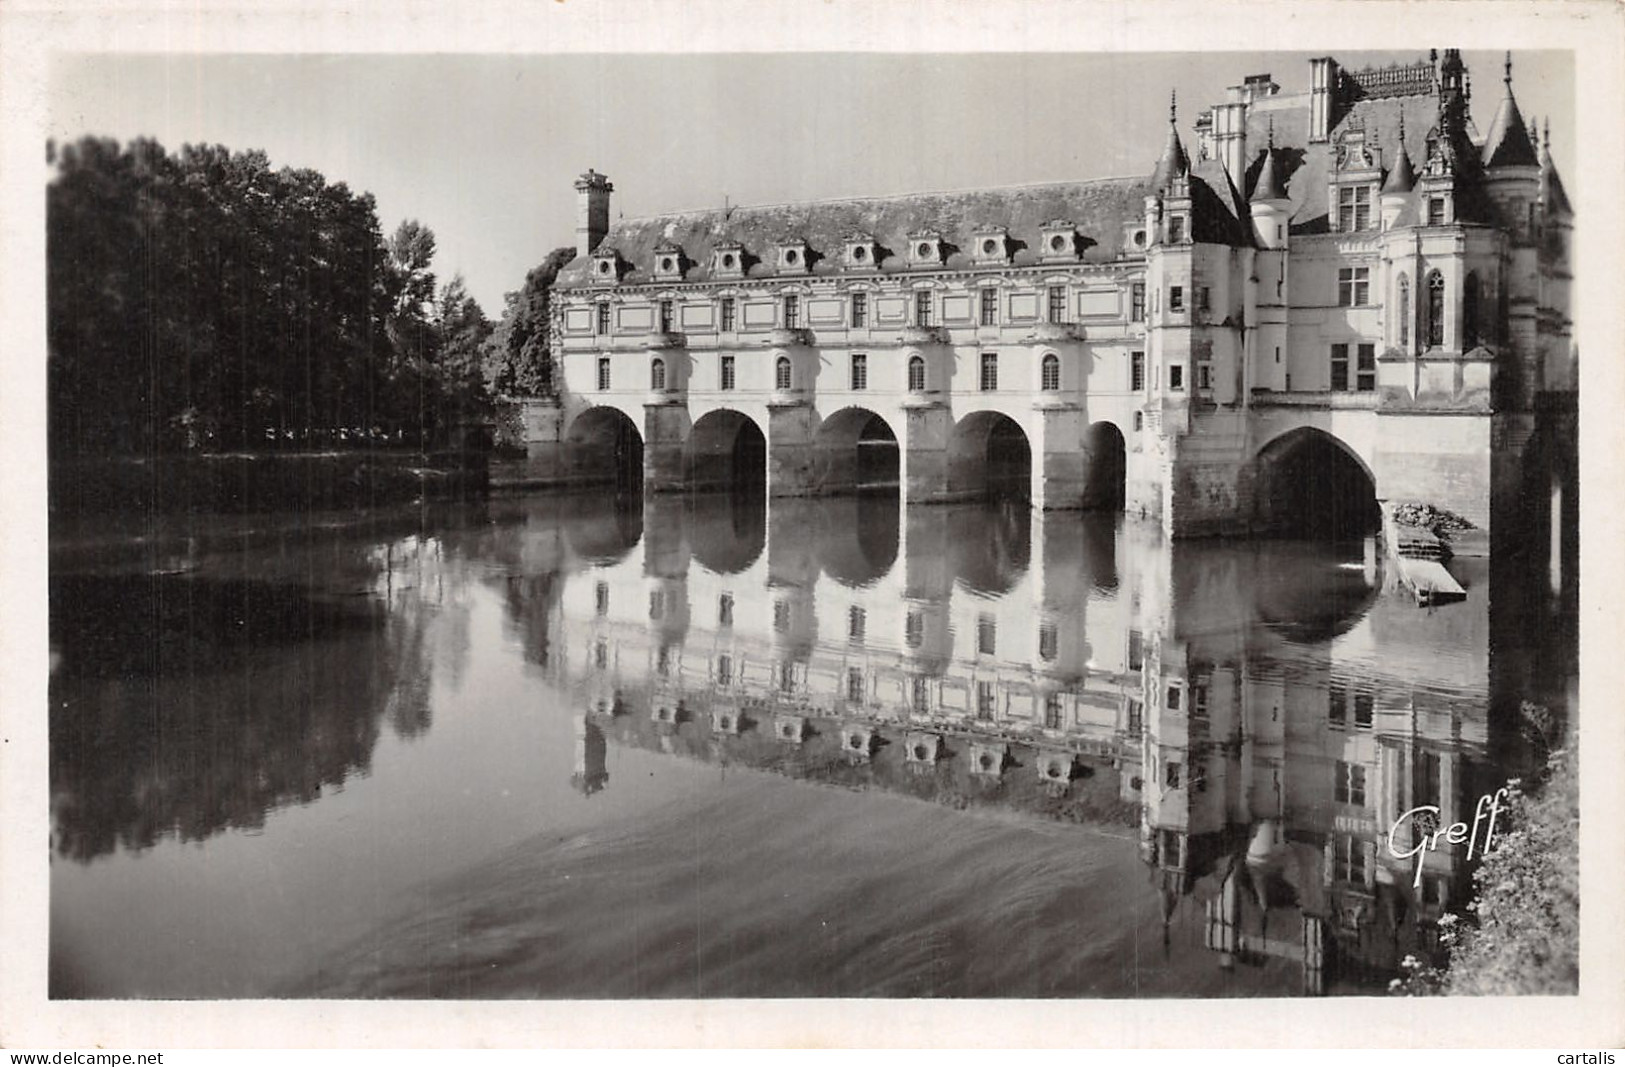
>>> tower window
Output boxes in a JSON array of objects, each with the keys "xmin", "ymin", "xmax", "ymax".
[
  {"xmin": 907, "ymin": 355, "xmax": 926, "ymax": 393},
  {"xmin": 915, "ymin": 291, "xmax": 933, "ymax": 327},
  {"xmin": 980, "ymin": 352, "xmax": 998, "ymax": 392},
  {"xmin": 1038, "ymin": 623, "xmax": 1058, "ymax": 661},
  {"xmin": 1331, "ymin": 343, "xmax": 1350, "ymax": 391},
  {"xmin": 850, "ymin": 353, "xmax": 868, "ymax": 391},
  {"xmin": 1041, "ymin": 352, "xmax": 1061, "ymax": 391},
  {"xmin": 1048, "ymin": 285, "xmax": 1066, "ymax": 324},
  {"xmin": 1428, "ymin": 197, "xmax": 1446, "ymax": 226},
  {"xmin": 1397, "ymin": 275, "xmax": 1411, "ymax": 347},
  {"xmin": 658, "ymin": 299, "xmax": 674, "ymax": 333},
  {"xmin": 1338, "ymin": 185, "xmax": 1372, "ymax": 231},
  {"xmin": 977, "ymin": 614, "xmax": 996, "ymax": 655},
  {"xmin": 1131, "ymin": 350, "xmax": 1145, "ymax": 392},
  {"xmin": 719, "ymin": 297, "xmax": 736, "ymax": 332},
  {"xmin": 1337, "ymin": 267, "xmax": 1370, "ymax": 306},
  {"xmin": 783, "ymin": 295, "xmax": 799, "ymax": 328},
  {"xmin": 980, "ymin": 287, "xmax": 998, "ymax": 326},
  {"xmin": 596, "ymin": 302, "xmax": 611, "ymax": 335},
  {"xmin": 1131, "ymin": 282, "xmax": 1146, "ymax": 322},
  {"xmin": 1356, "ymin": 343, "xmax": 1376, "ymax": 391},
  {"xmin": 1169, "ymin": 364, "xmax": 1184, "ymax": 391},
  {"xmin": 1198, "ymin": 287, "xmax": 1211, "ymax": 312},
  {"xmin": 718, "ymin": 593, "xmax": 733, "ymax": 627},
  {"xmin": 597, "ymin": 357, "xmax": 611, "ymax": 391},
  {"xmin": 775, "ymin": 355, "xmax": 793, "ymax": 391},
  {"xmin": 1169, "ymin": 285, "xmax": 1184, "ymax": 312},
  {"xmin": 847, "ymin": 668, "xmax": 865, "ymax": 704},
  {"xmin": 976, "ymin": 681, "xmax": 996, "ymax": 720},
  {"xmin": 905, "ymin": 610, "xmax": 924, "ymax": 648},
  {"xmin": 720, "ymin": 354, "xmax": 736, "ymax": 391},
  {"xmin": 1168, "ymin": 215, "xmax": 1185, "ymax": 243},
  {"xmin": 1426, "ymin": 271, "xmax": 1445, "ymax": 348},
  {"xmin": 650, "ymin": 358, "xmax": 666, "ymax": 392},
  {"xmin": 848, "ymin": 605, "xmax": 866, "ymax": 644},
  {"xmin": 851, "ymin": 292, "xmax": 867, "ymax": 327}
]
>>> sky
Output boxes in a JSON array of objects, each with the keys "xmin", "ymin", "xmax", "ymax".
[{"xmin": 48, "ymin": 50, "xmax": 1575, "ymax": 316}]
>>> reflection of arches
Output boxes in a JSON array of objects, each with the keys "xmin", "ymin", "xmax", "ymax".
[
  {"xmin": 948, "ymin": 501, "xmax": 1031, "ymax": 595},
  {"xmin": 566, "ymin": 406, "xmax": 644, "ymax": 492},
  {"xmin": 949, "ymin": 411, "xmax": 1032, "ymax": 502},
  {"xmin": 814, "ymin": 407, "xmax": 899, "ymax": 496},
  {"xmin": 686, "ymin": 409, "xmax": 766, "ymax": 494},
  {"xmin": 816, "ymin": 494, "xmax": 900, "ymax": 588},
  {"xmin": 1082, "ymin": 421, "xmax": 1127, "ymax": 511},
  {"xmin": 1251, "ymin": 541, "xmax": 1381, "ymax": 641},
  {"xmin": 1252, "ymin": 428, "xmax": 1378, "ymax": 538},
  {"xmin": 686, "ymin": 490, "xmax": 765, "ymax": 575}
]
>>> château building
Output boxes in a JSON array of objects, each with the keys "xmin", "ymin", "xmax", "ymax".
[{"xmin": 527, "ymin": 49, "xmax": 1574, "ymax": 554}]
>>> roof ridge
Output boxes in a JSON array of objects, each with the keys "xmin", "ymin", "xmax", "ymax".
[{"xmin": 617, "ymin": 173, "xmax": 1147, "ymax": 226}]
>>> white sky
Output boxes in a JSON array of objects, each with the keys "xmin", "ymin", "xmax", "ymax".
[{"xmin": 47, "ymin": 50, "xmax": 1574, "ymax": 315}]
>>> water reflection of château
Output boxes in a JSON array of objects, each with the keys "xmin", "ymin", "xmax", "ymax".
[{"xmin": 541, "ymin": 491, "xmax": 1527, "ymax": 995}]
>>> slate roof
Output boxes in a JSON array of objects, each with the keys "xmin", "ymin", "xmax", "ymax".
[
  {"xmin": 556, "ymin": 176, "xmax": 1153, "ymax": 289},
  {"xmin": 1481, "ymin": 82, "xmax": 1539, "ymax": 169}
]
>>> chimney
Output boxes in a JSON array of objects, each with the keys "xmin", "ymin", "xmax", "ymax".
[
  {"xmin": 1309, "ymin": 56, "xmax": 1338, "ymax": 142},
  {"xmin": 574, "ymin": 169, "xmax": 613, "ymax": 256}
]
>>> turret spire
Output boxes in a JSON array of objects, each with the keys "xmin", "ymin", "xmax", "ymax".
[
  {"xmin": 1384, "ymin": 112, "xmax": 1416, "ymax": 194},
  {"xmin": 1251, "ymin": 118, "xmax": 1287, "ymax": 203},
  {"xmin": 1150, "ymin": 89, "xmax": 1191, "ymax": 192},
  {"xmin": 1481, "ymin": 50, "xmax": 1539, "ymax": 168}
]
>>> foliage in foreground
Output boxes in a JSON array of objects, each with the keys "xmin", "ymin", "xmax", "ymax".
[{"xmin": 1392, "ymin": 727, "xmax": 1578, "ymax": 996}]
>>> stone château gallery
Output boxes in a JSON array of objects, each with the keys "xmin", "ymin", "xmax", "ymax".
[{"xmin": 514, "ymin": 49, "xmax": 1573, "ymax": 558}]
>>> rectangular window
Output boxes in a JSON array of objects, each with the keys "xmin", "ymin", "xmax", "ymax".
[
  {"xmin": 1167, "ymin": 684, "xmax": 1182, "ymax": 711},
  {"xmin": 1330, "ymin": 680, "xmax": 1347, "ymax": 727},
  {"xmin": 1331, "ymin": 343, "xmax": 1350, "ymax": 391},
  {"xmin": 1131, "ymin": 351, "xmax": 1145, "ymax": 392},
  {"xmin": 1133, "ymin": 411, "xmax": 1143, "ymax": 431},
  {"xmin": 1131, "ymin": 282, "xmax": 1146, "ymax": 322},
  {"xmin": 1168, "ymin": 216, "xmax": 1185, "ymax": 243},
  {"xmin": 912, "ymin": 676, "xmax": 931, "ymax": 712},
  {"xmin": 716, "ymin": 653, "xmax": 732, "ymax": 686},
  {"xmin": 851, "ymin": 292, "xmax": 867, "ymax": 327},
  {"xmin": 1354, "ymin": 689, "xmax": 1374, "ymax": 728},
  {"xmin": 1356, "ymin": 343, "xmax": 1376, "ymax": 392},
  {"xmin": 1047, "ymin": 285, "xmax": 1066, "ymax": 325},
  {"xmin": 1338, "ymin": 267, "xmax": 1371, "ymax": 306},
  {"xmin": 783, "ymin": 295, "xmax": 799, "ymax": 328},
  {"xmin": 720, "ymin": 354, "xmax": 736, "ymax": 391},
  {"xmin": 1165, "ymin": 761, "xmax": 1183, "ymax": 789},
  {"xmin": 1169, "ymin": 285, "xmax": 1184, "ymax": 312},
  {"xmin": 773, "ymin": 600, "xmax": 790, "ymax": 632},
  {"xmin": 657, "ymin": 644, "xmax": 671, "ymax": 676},
  {"xmin": 596, "ymin": 303, "xmax": 610, "ymax": 335},
  {"xmin": 595, "ymin": 581, "xmax": 609, "ymax": 616},
  {"xmin": 1198, "ymin": 286, "xmax": 1211, "ymax": 312},
  {"xmin": 659, "ymin": 299, "xmax": 674, "ymax": 333},
  {"xmin": 1126, "ymin": 697, "xmax": 1143, "ymax": 734},
  {"xmin": 1338, "ymin": 185, "xmax": 1372, "ymax": 231},
  {"xmin": 905, "ymin": 610, "xmax": 924, "ymax": 648},
  {"xmin": 779, "ymin": 662, "xmax": 796, "ymax": 694},
  {"xmin": 1197, "ymin": 363, "xmax": 1212, "ymax": 390},
  {"xmin": 976, "ymin": 681, "xmax": 996, "ymax": 720},
  {"xmin": 1128, "ymin": 629, "xmax": 1144, "ymax": 672},
  {"xmin": 1335, "ymin": 836, "xmax": 1368, "ymax": 884},
  {"xmin": 847, "ymin": 667, "xmax": 865, "ymax": 705},
  {"xmin": 1191, "ymin": 682, "xmax": 1209, "ymax": 717},
  {"xmin": 1335, "ymin": 760, "xmax": 1367, "ymax": 807},
  {"xmin": 1038, "ymin": 623, "xmax": 1058, "ymax": 661},
  {"xmin": 1428, "ymin": 197, "xmax": 1446, "ymax": 226},
  {"xmin": 848, "ymin": 605, "xmax": 866, "ymax": 644},
  {"xmin": 649, "ymin": 589, "xmax": 664, "ymax": 620},
  {"xmin": 594, "ymin": 639, "xmax": 607, "ymax": 669},
  {"xmin": 718, "ymin": 593, "xmax": 733, "ymax": 627},
  {"xmin": 850, "ymin": 353, "xmax": 867, "ymax": 391},
  {"xmin": 977, "ymin": 614, "xmax": 996, "ymax": 656},
  {"xmin": 980, "ymin": 352, "xmax": 998, "ymax": 392},
  {"xmin": 1169, "ymin": 364, "xmax": 1184, "ymax": 391},
  {"xmin": 597, "ymin": 357, "xmax": 611, "ymax": 391},
  {"xmin": 980, "ymin": 287, "xmax": 998, "ymax": 326},
  {"xmin": 915, "ymin": 291, "xmax": 933, "ymax": 327},
  {"xmin": 1044, "ymin": 694, "xmax": 1063, "ymax": 730},
  {"xmin": 719, "ymin": 297, "xmax": 736, "ymax": 332}
]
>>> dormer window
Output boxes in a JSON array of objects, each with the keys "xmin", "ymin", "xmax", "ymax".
[
  {"xmin": 591, "ymin": 248, "xmax": 622, "ymax": 285},
  {"xmin": 712, "ymin": 241, "xmax": 745, "ymax": 280},
  {"xmin": 652, "ymin": 241, "xmax": 684, "ymax": 281},
  {"xmin": 972, "ymin": 228, "xmax": 1011, "ymax": 265},
  {"xmin": 1041, "ymin": 220, "xmax": 1080, "ymax": 262},
  {"xmin": 909, "ymin": 231, "xmax": 944, "ymax": 267},
  {"xmin": 1167, "ymin": 215, "xmax": 1186, "ymax": 244},
  {"xmin": 777, "ymin": 238, "xmax": 811, "ymax": 275},
  {"xmin": 1337, "ymin": 185, "xmax": 1373, "ymax": 231},
  {"xmin": 845, "ymin": 233, "xmax": 878, "ymax": 269}
]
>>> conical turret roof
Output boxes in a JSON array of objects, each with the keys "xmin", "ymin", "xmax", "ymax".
[
  {"xmin": 1482, "ymin": 53, "xmax": 1540, "ymax": 169},
  {"xmin": 1250, "ymin": 121, "xmax": 1287, "ymax": 203},
  {"xmin": 1384, "ymin": 116, "xmax": 1417, "ymax": 194},
  {"xmin": 1541, "ymin": 117, "xmax": 1573, "ymax": 217},
  {"xmin": 1150, "ymin": 91, "xmax": 1191, "ymax": 193}
]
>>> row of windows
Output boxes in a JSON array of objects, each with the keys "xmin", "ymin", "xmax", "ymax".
[
  {"xmin": 596, "ymin": 350, "xmax": 1149, "ymax": 394},
  {"xmin": 591, "ymin": 282, "xmax": 1149, "ymax": 337}
]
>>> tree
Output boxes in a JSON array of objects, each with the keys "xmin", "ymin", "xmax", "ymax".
[{"xmin": 482, "ymin": 246, "xmax": 575, "ymax": 397}]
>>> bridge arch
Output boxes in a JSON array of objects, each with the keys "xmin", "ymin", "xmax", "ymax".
[
  {"xmin": 813, "ymin": 406, "xmax": 900, "ymax": 496},
  {"xmin": 685, "ymin": 408, "xmax": 766, "ymax": 494},
  {"xmin": 949, "ymin": 410, "xmax": 1032, "ymax": 503},
  {"xmin": 1081, "ymin": 420, "xmax": 1128, "ymax": 510},
  {"xmin": 1251, "ymin": 427, "xmax": 1379, "ymax": 538},
  {"xmin": 564, "ymin": 405, "xmax": 644, "ymax": 492}
]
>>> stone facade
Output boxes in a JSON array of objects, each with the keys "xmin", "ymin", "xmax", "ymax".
[{"xmin": 537, "ymin": 49, "xmax": 1574, "ymax": 545}]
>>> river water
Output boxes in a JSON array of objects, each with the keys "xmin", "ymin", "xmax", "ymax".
[{"xmin": 48, "ymin": 491, "xmax": 1575, "ymax": 998}]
